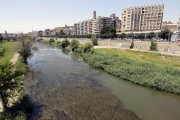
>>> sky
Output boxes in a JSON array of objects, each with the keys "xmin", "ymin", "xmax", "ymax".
[{"xmin": 0, "ymin": 0, "xmax": 179, "ymax": 33}]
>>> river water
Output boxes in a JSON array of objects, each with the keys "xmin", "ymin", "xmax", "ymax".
[{"xmin": 25, "ymin": 43, "xmax": 180, "ymax": 120}]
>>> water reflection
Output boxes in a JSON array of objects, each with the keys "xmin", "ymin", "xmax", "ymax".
[{"xmin": 26, "ymin": 43, "xmax": 138, "ymax": 120}]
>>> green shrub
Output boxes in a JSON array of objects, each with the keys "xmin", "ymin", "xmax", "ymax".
[
  {"xmin": 150, "ymin": 41, "xmax": 157, "ymax": 51},
  {"xmin": 37, "ymin": 38, "xmax": 43, "ymax": 42},
  {"xmin": 91, "ymin": 36, "xmax": 98, "ymax": 46},
  {"xmin": 49, "ymin": 38, "xmax": 55, "ymax": 44},
  {"xmin": 70, "ymin": 40, "xmax": 80, "ymax": 51},
  {"xmin": 130, "ymin": 40, "xmax": 134, "ymax": 49},
  {"xmin": 0, "ymin": 48, "xmax": 6, "ymax": 56},
  {"xmin": 61, "ymin": 39, "xmax": 70, "ymax": 48},
  {"xmin": 83, "ymin": 42, "xmax": 93, "ymax": 53},
  {"xmin": 76, "ymin": 46, "xmax": 83, "ymax": 53},
  {"xmin": 57, "ymin": 41, "xmax": 61, "ymax": 45}
]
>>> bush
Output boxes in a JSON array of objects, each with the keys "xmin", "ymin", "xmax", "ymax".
[
  {"xmin": 83, "ymin": 42, "xmax": 93, "ymax": 53},
  {"xmin": 57, "ymin": 41, "xmax": 61, "ymax": 45},
  {"xmin": 150, "ymin": 41, "xmax": 157, "ymax": 51},
  {"xmin": 70, "ymin": 40, "xmax": 80, "ymax": 51},
  {"xmin": 91, "ymin": 36, "xmax": 98, "ymax": 46},
  {"xmin": 0, "ymin": 48, "xmax": 6, "ymax": 56},
  {"xmin": 76, "ymin": 46, "xmax": 83, "ymax": 53},
  {"xmin": 49, "ymin": 38, "xmax": 55, "ymax": 44},
  {"xmin": 130, "ymin": 40, "xmax": 134, "ymax": 49},
  {"xmin": 61, "ymin": 39, "xmax": 70, "ymax": 48},
  {"xmin": 37, "ymin": 38, "xmax": 43, "ymax": 42}
]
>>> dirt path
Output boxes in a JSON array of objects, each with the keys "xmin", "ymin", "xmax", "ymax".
[{"xmin": 10, "ymin": 53, "xmax": 20, "ymax": 64}]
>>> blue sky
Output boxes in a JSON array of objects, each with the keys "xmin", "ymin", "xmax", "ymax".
[{"xmin": 0, "ymin": 0, "xmax": 179, "ymax": 33}]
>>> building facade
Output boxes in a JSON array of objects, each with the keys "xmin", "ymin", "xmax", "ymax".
[
  {"xmin": 121, "ymin": 4, "xmax": 164, "ymax": 33},
  {"xmin": 162, "ymin": 21, "xmax": 178, "ymax": 33},
  {"xmin": 92, "ymin": 12, "xmax": 116, "ymax": 35},
  {"xmin": 178, "ymin": 17, "xmax": 180, "ymax": 33}
]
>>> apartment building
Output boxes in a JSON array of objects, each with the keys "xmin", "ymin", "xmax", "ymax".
[
  {"xmin": 116, "ymin": 20, "xmax": 121, "ymax": 33},
  {"xmin": 92, "ymin": 11, "xmax": 116, "ymax": 35},
  {"xmin": 82, "ymin": 19, "xmax": 92, "ymax": 35},
  {"xmin": 43, "ymin": 29, "xmax": 51, "ymax": 36},
  {"xmin": 162, "ymin": 21, "xmax": 178, "ymax": 33},
  {"xmin": 121, "ymin": 4, "xmax": 164, "ymax": 33},
  {"xmin": 51, "ymin": 27, "xmax": 64, "ymax": 36}
]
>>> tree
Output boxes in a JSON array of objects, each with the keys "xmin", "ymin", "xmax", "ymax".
[
  {"xmin": 4, "ymin": 31, "xmax": 8, "ymax": 41},
  {"xmin": 100, "ymin": 26, "xmax": 116, "ymax": 38},
  {"xmin": 61, "ymin": 39, "xmax": 70, "ymax": 48},
  {"xmin": 118, "ymin": 33, "xmax": 126, "ymax": 39},
  {"xmin": 0, "ymin": 33, "xmax": 3, "ymax": 42},
  {"xmin": 150, "ymin": 41, "xmax": 158, "ymax": 51},
  {"xmin": 55, "ymin": 32, "xmax": 59, "ymax": 37},
  {"xmin": 18, "ymin": 36, "xmax": 33, "ymax": 64},
  {"xmin": 147, "ymin": 32, "xmax": 155, "ymax": 39},
  {"xmin": 127, "ymin": 33, "xmax": 134, "ymax": 39},
  {"xmin": 137, "ymin": 33, "xmax": 145, "ymax": 39},
  {"xmin": 158, "ymin": 28, "xmax": 173, "ymax": 40},
  {"xmin": 0, "ymin": 63, "xmax": 25, "ymax": 112},
  {"xmin": 59, "ymin": 30, "xmax": 66, "ymax": 36},
  {"xmin": 130, "ymin": 40, "xmax": 134, "ymax": 49},
  {"xmin": 70, "ymin": 40, "xmax": 80, "ymax": 51},
  {"xmin": 49, "ymin": 38, "xmax": 55, "ymax": 44},
  {"xmin": 83, "ymin": 42, "xmax": 93, "ymax": 53},
  {"xmin": 91, "ymin": 36, "xmax": 98, "ymax": 46}
]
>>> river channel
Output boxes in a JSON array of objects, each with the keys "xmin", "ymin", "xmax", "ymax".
[{"xmin": 25, "ymin": 43, "xmax": 180, "ymax": 120}]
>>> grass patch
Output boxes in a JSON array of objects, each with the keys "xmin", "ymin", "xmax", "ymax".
[
  {"xmin": 0, "ymin": 42, "xmax": 18, "ymax": 65},
  {"xmin": 95, "ymin": 49, "xmax": 180, "ymax": 68},
  {"xmin": 82, "ymin": 49, "xmax": 180, "ymax": 94}
]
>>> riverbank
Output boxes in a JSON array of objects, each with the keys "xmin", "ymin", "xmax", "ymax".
[
  {"xmin": 0, "ymin": 41, "xmax": 32, "ymax": 119},
  {"xmin": 82, "ymin": 48, "xmax": 180, "ymax": 94}
]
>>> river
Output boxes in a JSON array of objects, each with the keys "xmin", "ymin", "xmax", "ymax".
[{"xmin": 25, "ymin": 43, "xmax": 180, "ymax": 120}]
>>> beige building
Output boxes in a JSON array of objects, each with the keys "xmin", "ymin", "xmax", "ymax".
[
  {"xmin": 43, "ymin": 29, "xmax": 51, "ymax": 36},
  {"xmin": 116, "ymin": 20, "xmax": 121, "ymax": 33},
  {"xmin": 51, "ymin": 27, "xmax": 64, "ymax": 36},
  {"xmin": 121, "ymin": 4, "xmax": 164, "ymax": 33},
  {"xmin": 178, "ymin": 17, "xmax": 180, "ymax": 33},
  {"xmin": 92, "ymin": 11, "xmax": 116, "ymax": 35},
  {"xmin": 162, "ymin": 21, "xmax": 178, "ymax": 33}
]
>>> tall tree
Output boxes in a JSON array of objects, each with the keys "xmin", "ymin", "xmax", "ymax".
[
  {"xmin": 4, "ymin": 31, "xmax": 8, "ymax": 41},
  {"xmin": 100, "ymin": 26, "xmax": 116, "ymax": 38},
  {"xmin": 158, "ymin": 28, "xmax": 173, "ymax": 40},
  {"xmin": 18, "ymin": 36, "xmax": 33, "ymax": 64},
  {"xmin": 91, "ymin": 36, "xmax": 98, "ymax": 46},
  {"xmin": 147, "ymin": 32, "xmax": 155, "ymax": 39},
  {"xmin": 119, "ymin": 33, "xmax": 126, "ymax": 39},
  {"xmin": 0, "ymin": 33, "xmax": 3, "ymax": 42}
]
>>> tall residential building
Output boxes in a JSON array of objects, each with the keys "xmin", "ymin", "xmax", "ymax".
[
  {"xmin": 43, "ymin": 29, "xmax": 51, "ymax": 36},
  {"xmin": 51, "ymin": 27, "xmax": 64, "ymax": 36},
  {"xmin": 162, "ymin": 21, "xmax": 178, "ymax": 33},
  {"xmin": 121, "ymin": 4, "xmax": 164, "ymax": 33},
  {"xmin": 116, "ymin": 20, "xmax": 121, "ymax": 33},
  {"xmin": 92, "ymin": 11, "xmax": 116, "ymax": 35},
  {"xmin": 82, "ymin": 19, "xmax": 92, "ymax": 35}
]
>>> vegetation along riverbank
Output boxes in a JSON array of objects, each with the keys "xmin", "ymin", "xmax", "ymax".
[
  {"xmin": 40, "ymin": 38, "xmax": 180, "ymax": 94},
  {"xmin": 0, "ymin": 39, "xmax": 33, "ymax": 119}
]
